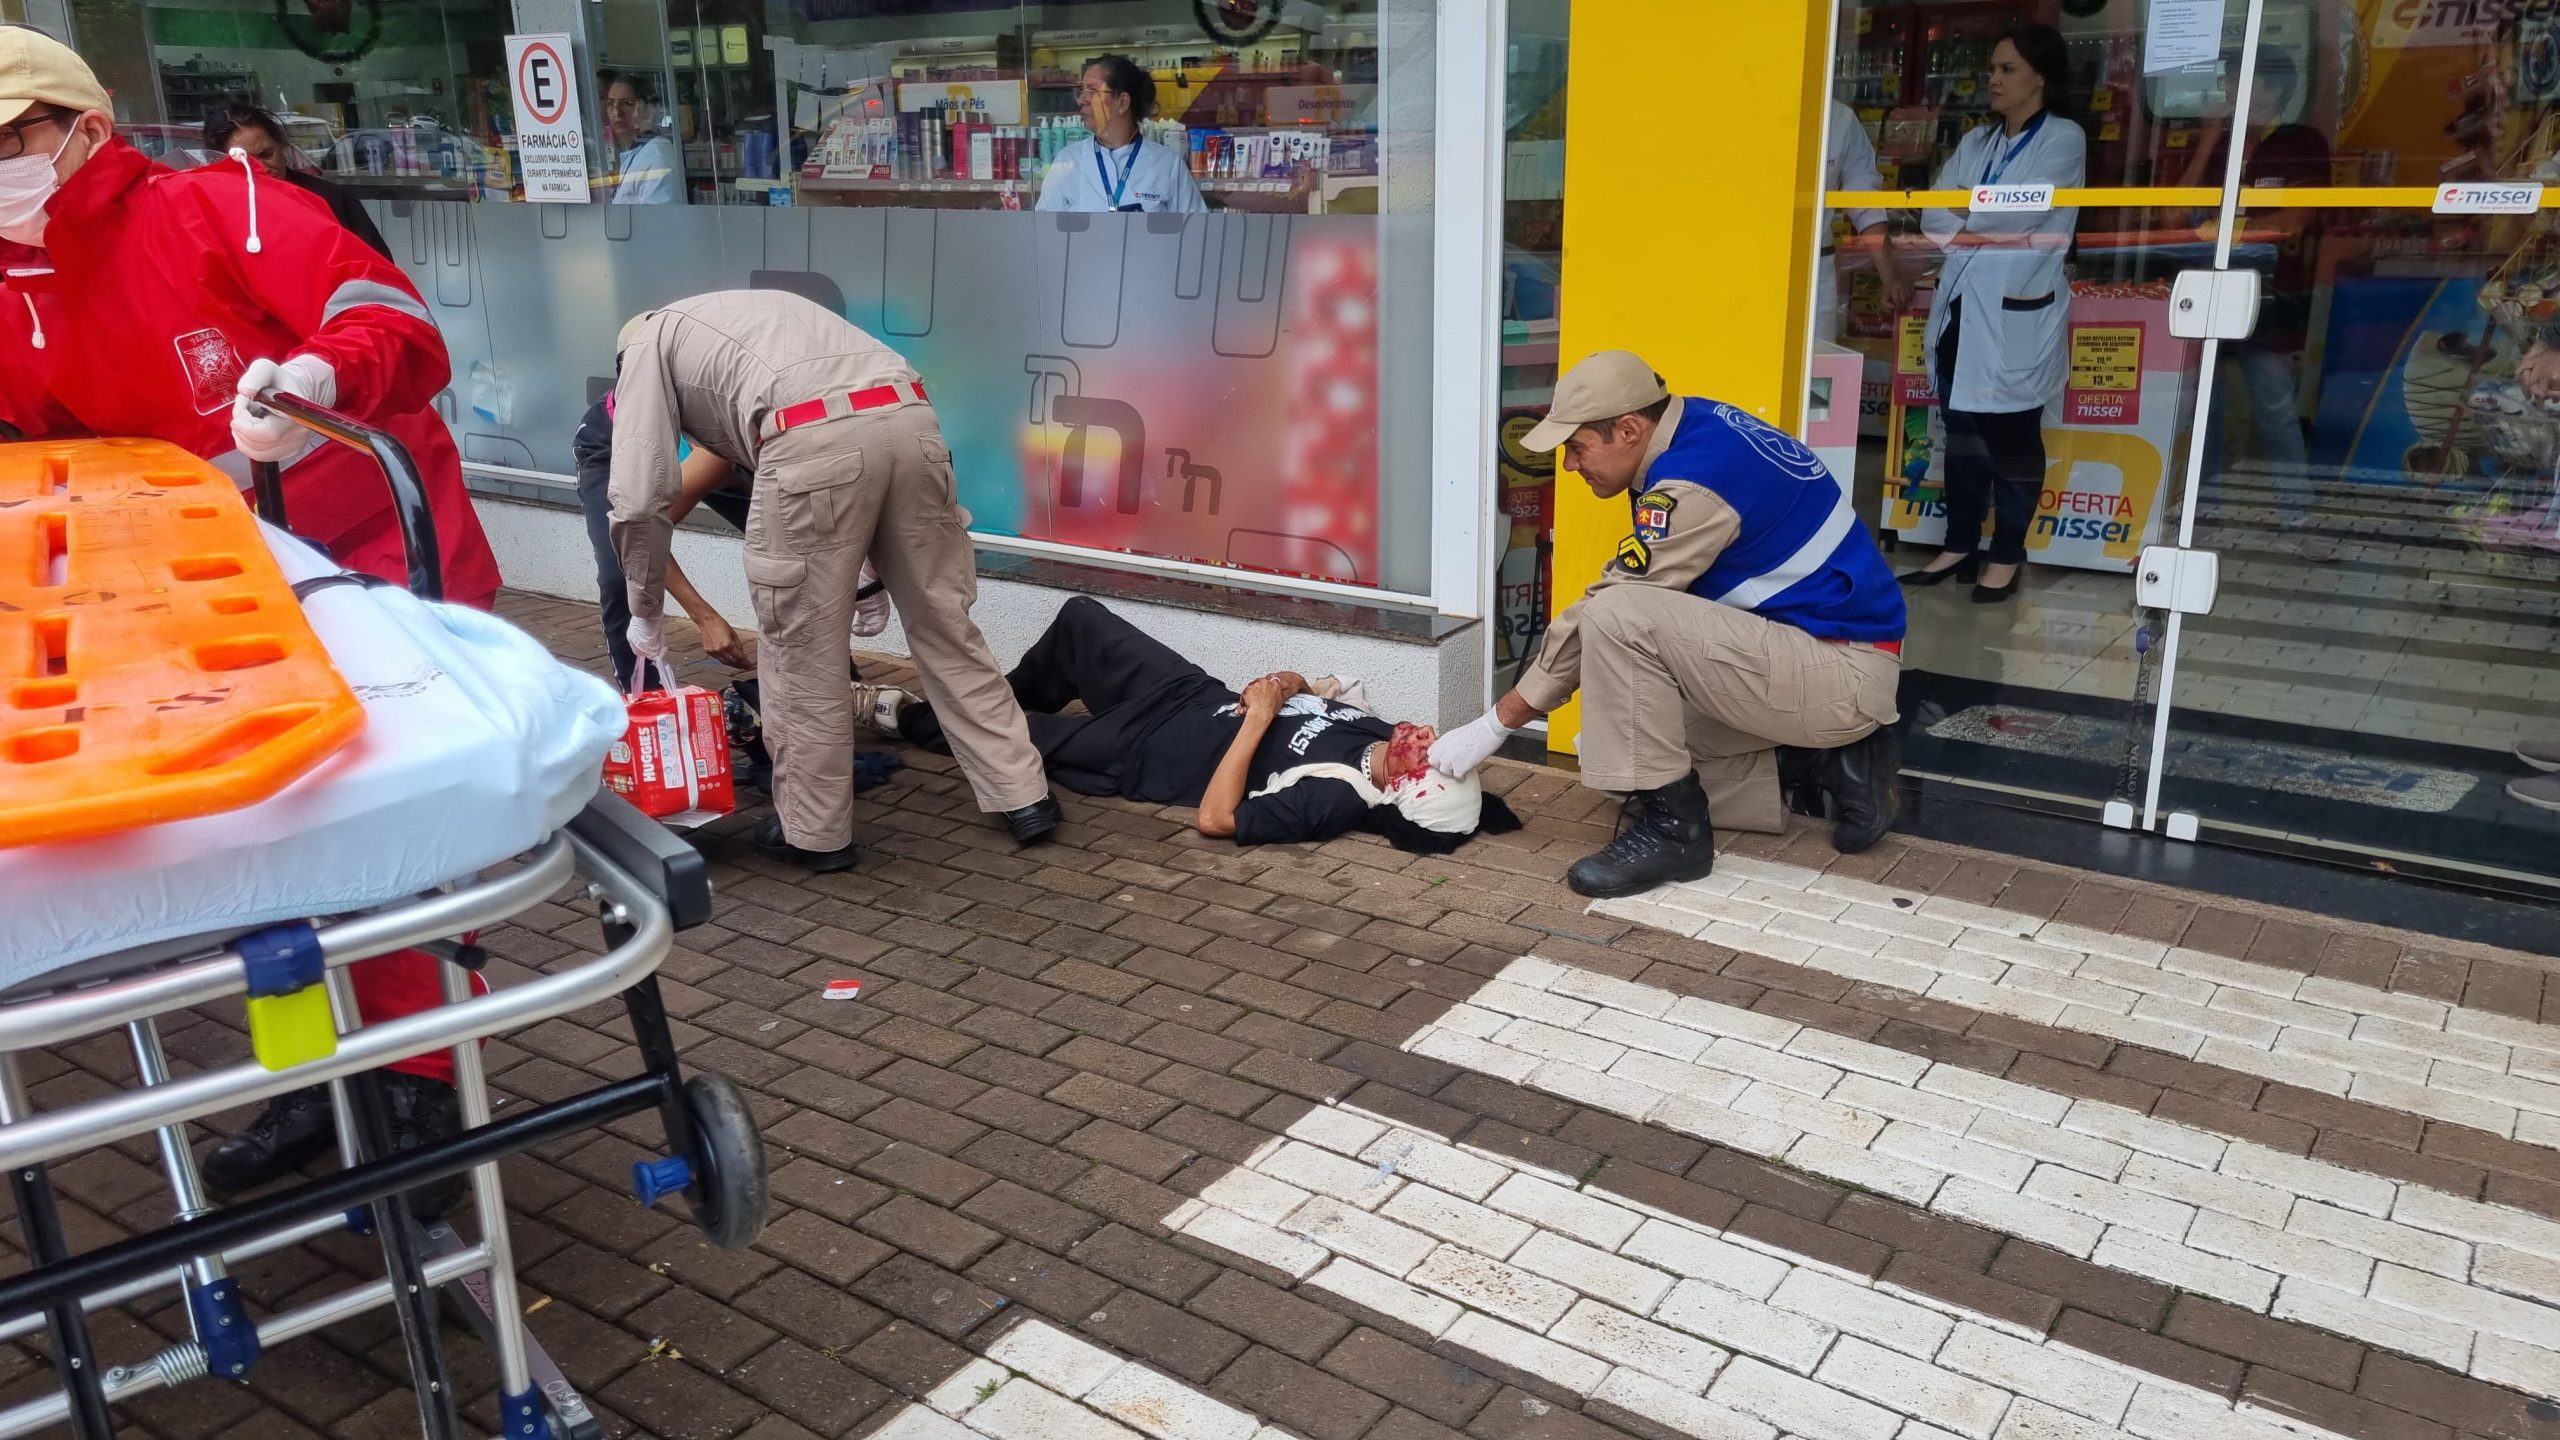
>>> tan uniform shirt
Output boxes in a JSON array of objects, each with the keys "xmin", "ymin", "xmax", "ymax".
[
  {"xmin": 609, "ymin": 289, "xmax": 919, "ymax": 617},
  {"xmin": 1517, "ymin": 397, "xmax": 1745, "ymax": 713}
]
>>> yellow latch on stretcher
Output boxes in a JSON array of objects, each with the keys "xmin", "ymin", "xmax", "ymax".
[{"xmin": 247, "ymin": 987, "xmax": 338, "ymax": 1071}]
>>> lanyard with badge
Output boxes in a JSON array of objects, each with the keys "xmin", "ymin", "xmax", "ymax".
[
  {"xmin": 1947, "ymin": 110, "xmax": 2049, "ymax": 298},
  {"xmin": 1094, "ymin": 141, "xmax": 1141, "ymax": 211},
  {"xmin": 1977, "ymin": 110, "xmax": 2047, "ymax": 188}
]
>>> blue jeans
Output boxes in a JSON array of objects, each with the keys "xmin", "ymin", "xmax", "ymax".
[
  {"xmin": 572, "ymin": 402, "xmax": 752, "ymax": 690},
  {"xmin": 2204, "ymin": 344, "xmax": 2313, "ymax": 530}
]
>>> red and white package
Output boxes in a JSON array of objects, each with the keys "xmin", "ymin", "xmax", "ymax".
[{"xmin": 602, "ymin": 666, "xmax": 734, "ymax": 827}]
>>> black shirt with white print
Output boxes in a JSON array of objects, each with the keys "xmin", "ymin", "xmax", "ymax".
[{"xmin": 1135, "ymin": 692, "xmax": 1392, "ymax": 845}]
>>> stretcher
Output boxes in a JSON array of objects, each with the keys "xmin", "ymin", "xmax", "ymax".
[{"xmin": 0, "ymin": 395, "xmax": 767, "ymax": 1439}]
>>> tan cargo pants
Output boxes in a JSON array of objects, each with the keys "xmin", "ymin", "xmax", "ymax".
[
  {"xmin": 1574, "ymin": 585, "xmax": 1902, "ymax": 834},
  {"xmin": 744, "ymin": 402, "xmax": 1047, "ymax": 850}
]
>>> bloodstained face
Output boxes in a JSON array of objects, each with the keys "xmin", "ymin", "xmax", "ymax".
[{"xmin": 1381, "ymin": 722, "xmax": 1437, "ymax": 785}]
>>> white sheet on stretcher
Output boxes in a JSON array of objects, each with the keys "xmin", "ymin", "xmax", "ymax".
[{"xmin": 0, "ymin": 523, "xmax": 625, "ymax": 987}]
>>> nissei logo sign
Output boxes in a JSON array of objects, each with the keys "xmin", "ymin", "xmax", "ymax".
[
  {"xmin": 1972, "ymin": 184, "xmax": 2055, "ymax": 213},
  {"xmin": 2435, "ymin": 181, "xmax": 2545, "ymax": 215}
]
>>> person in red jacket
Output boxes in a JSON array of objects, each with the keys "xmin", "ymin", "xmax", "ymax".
[{"xmin": 0, "ymin": 28, "xmax": 500, "ymax": 1207}]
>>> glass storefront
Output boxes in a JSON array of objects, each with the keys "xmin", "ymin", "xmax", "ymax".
[
  {"xmin": 78, "ymin": 0, "xmax": 1440, "ymax": 596},
  {"xmin": 1492, "ymin": 0, "xmax": 1563, "ymax": 694},
  {"xmin": 1821, "ymin": 0, "xmax": 2560, "ymax": 894}
]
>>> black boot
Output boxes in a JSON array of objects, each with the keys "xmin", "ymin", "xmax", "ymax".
[
  {"xmin": 1567, "ymin": 775, "xmax": 1716, "ymax": 899},
  {"xmin": 1776, "ymin": 747, "xmax": 1830, "ymax": 819},
  {"xmin": 754, "ymin": 814, "xmax": 862, "ymax": 874},
  {"xmin": 1005, "ymin": 795, "xmax": 1062, "ymax": 845},
  {"xmin": 201, "ymin": 1085, "xmax": 334, "ymax": 1194},
  {"xmin": 1825, "ymin": 726, "xmax": 1902, "ymax": 854},
  {"xmin": 380, "ymin": 1071, "xmax": 466, "ymax": 1217}
]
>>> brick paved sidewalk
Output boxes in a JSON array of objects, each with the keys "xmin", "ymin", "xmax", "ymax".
[{"xmin": 11, "ymin": 590, "xmax": 2560, "ymax": 1440}]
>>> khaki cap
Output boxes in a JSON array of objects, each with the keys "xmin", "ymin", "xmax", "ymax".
[
  {"xmin": 1520, "ymin": 349, "xmax": 1672, "ymax": 452},
  {"xmin": 0, "ymin": 28, "xmax": 109, "ymax": 129}
]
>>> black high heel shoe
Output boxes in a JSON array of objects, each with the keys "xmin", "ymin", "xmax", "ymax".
[
  {"xmin": 1898, "ymin": 553, "xmax": 1980, "ymax": 588},
  {"xmin": 1970, "ymin": 569, "xmax": 2022, "ymax": 604}
]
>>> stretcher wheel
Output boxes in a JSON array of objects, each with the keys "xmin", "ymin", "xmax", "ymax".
[{"xmin": 683, "ymin": 1073, "xmax": 768, "ymax": 1249}]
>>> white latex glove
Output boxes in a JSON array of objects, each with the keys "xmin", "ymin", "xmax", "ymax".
[
  {"xmin": 852, "ymin": 562, "xmax": 892, "ymax": 638},
  {"xmin": 626, "ymin": 613, "xmax": 671, "ymax": 686},
  {"xmin": 230, "ymin": 355, "xmax": 339, "ymax": 464},
  {"xmin": 1429, "ymin": 710, "xmax": 1518, "ymax": 778}
]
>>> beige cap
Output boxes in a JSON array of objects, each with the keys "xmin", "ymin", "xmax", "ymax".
[
  {"xmin": 1521, "ymin": 349, "xmax": 1672, "ymax": 452},
  {"xmin": 0, "ymin": 28, "xmax": 108, "ymax": 128}
]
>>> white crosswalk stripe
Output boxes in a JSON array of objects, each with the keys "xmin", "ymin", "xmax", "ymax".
[{"xmin": 1396, "ymin": 953, "xmax": 2560, "ymax": 1400}]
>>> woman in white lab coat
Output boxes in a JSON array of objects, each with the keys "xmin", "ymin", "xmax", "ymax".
[{"xmin": 1903, "ymin": 24, "xmax": 2084, "ymax": 603}]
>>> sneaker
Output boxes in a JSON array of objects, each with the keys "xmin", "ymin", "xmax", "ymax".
[
  {"xmin": 2510, "ymin": 772, "xmax": 2560, "ymax": 813},
  {"xmin": 851, "ymin": 684, "xmax": 912, "ymax": 737},
  {"xmin": 1567, "ymin": 774, "xmax": 1716, "ymax": 899},
  {"xmin": 201, "ymin": 1085, "xmax": 335, "ymax": 1195},
  {"xmin": 2517, "ymin": 739, "xmax": 2560, "ymax": 773}
]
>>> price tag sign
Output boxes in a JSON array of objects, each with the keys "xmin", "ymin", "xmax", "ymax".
[
  {"xmin": 1972, "ymin": 184, "xmax": 2055, "ymax": 212},
  {"xmin": 1894, "ymin": 311, "xmax": 1937, "ymax": 407},
  {"xmin": 2435, "ymin": 182, "xmax": 2544, "ymax": 215},
  {"xmin": 2066, "ymin": 324, "xmax": 2144, "ymax": 425}
]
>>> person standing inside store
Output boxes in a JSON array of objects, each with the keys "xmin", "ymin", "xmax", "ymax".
[
  {"xmin": 610, "ymin": 290, "xmax": 1060, "ymax": 869},
  {"xmin": 2183, "ymin": 54, "xmax": 2333, "ymax": 561},
  {"xmin": 0, "ymin": 27, "xmax": 501, "ymax": 1205},
  {"xmin": 1429, "ymin": 351, "xmax": 1908, "ymax": 898},
  {"xmin": 1901, "ymin": 23, "xmax": 2085, "ymax": 604},
  {"xmin": 202, "ymin": 101, "xmax": 391, "ymax": 260},
  {"xmin": 1822, "ymin": 99, "xmax": 1908, "ymax": 342},
  {"xmin": 600, "ymin": 71, "xmax": 679, "ymax": 204},
  {"xmin": 1037, "ymin": 54, "xmax": 1207, "ymax": 214}
]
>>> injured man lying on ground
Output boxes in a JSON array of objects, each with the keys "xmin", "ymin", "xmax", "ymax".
[{"xmin": 857, "ymin": 596, "xmax": 1519, "ymax": 852}]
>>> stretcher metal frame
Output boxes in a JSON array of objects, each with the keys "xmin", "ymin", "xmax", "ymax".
[{"xmin": 0, "ymin": 398, "xmax": 761, "ymax": 1439}]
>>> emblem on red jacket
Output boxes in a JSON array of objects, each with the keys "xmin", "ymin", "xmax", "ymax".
[{"xmin": 173, "ymin": 327, "xmax": 246, "ymax": 415}]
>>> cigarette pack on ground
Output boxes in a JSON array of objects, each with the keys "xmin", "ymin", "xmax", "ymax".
[
  {"xmin": 603, "ymin": 667, "xmax": 735, "ymax": 828},
  {"xmin": 823, "ymin": 978, "xmax": 865, "ymax": 1001}
]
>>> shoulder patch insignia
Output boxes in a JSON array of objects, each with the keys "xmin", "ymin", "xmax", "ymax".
[
  {"xmin": 1615, "ymin": 532, "xmax": 1651, "ymax": 573},
  {"xmin": 1633, "ymin": 488, "xmax": 1678, "ymax": 542}
]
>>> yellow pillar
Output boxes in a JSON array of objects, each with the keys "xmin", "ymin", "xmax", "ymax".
[{"xmin": 1545, "ymin": 3, "xmax": 1835, "ymax": 754}]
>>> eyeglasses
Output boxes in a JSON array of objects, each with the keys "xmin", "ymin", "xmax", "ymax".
[
  {"xmin": 1074, "ymin": 84, "xmax": 1113, "ymax": 101},
  {"xmin": 0, "ymin": 107, "xmax": 67, "ymax": 162}
]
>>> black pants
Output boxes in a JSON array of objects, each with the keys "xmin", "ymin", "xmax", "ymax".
[
  {"xmin": 907, "ymin": 596, "xmax": 1220, "ymax": 797},
  {"xmin": 1934, "ymin": 297, "xmax": 2046, "ymax": 567},
  {"xmin": 572, "ymin": 400, "xmax": 753, "ymax": 691}
]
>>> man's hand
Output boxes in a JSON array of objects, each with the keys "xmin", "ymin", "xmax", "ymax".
[
  {"xmin": 626, "ymin": 613, "xmax": 672, "ymax": 685},
  {"xmin": 1251, "ymin": 671, "xmax": 1308, "ymax": 700},
  {"xmin": 230, "ymin": 355, "xmax": 339, "ymax": 464},
  {"xmin": 1240, "ymin": 675, "xmax": 1292, "ymax": 720},
  {"xmin": 695, "ymin": 611, "xmax": 752, "ymax": 669},
  {"xmin": 1429, "ymin": 709, "xmax": 1519, "ymax": 777}
]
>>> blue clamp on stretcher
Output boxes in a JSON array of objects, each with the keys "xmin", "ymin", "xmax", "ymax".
[
  {"xmin": 239, "ymin": 922, "xmax": 324, "ymax": 998},
  {"xmin": 185, "ymin": 1275, "xmax": 261, "ymax": 1378}
]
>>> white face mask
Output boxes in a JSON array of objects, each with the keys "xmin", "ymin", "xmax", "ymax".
[{"xmin": 0, "ymin": 128, "xmax": 75, "ymax": 247}]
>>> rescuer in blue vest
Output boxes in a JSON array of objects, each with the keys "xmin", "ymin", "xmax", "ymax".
[{"xmin": 1432, "ymin": 351, "xmax": 1909, "ymax": 898}]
